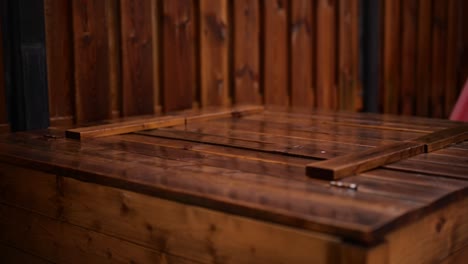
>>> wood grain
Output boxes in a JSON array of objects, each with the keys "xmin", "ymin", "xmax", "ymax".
[
  {"xmin": 382, "ymin": 0, "xmax": 401, "ymax": 114},
  {"xmin": 200, "ymin": 0, "xmax": 230, "ymax": 107},
  {"xmin": 445, "ymin": 0, "xmax": 459, "ymax": 117},
  {"xmin": 121, "ymin": 0, "xmax": 155, "ymax": 116},
  {"xmin": 338, "ymin": 0, "xmax": 360, "ymax": 112},
  {"xmin": 163, "ymin": 0, "xmax": 196, "ymax": 112},
  {"xmin": 0, "ymin": 203, "xmax": 192, "ymax": 264},
  {"xmin": 431, "ymin": 0, "xmax": 448, "ymax": 118},
  {"xmin": 316, "ymin": 0, "xmax": 337, "ymax": 110},
  {"xmin": 65, "ymin": 105, "xmax": 263, "ymax": 139},
  {"xmin": 72, "ymin": 0, "xmax": 112, "ymax": 124},
  {"xmin": 415, "ymin": 0, "xmax": 432, "ymax": 117},
  {"xmin": 44, "ymin": 0, "xmax": 75, "ymax": 126},
  {"xmin": 233, "ymin": 0, "xmax": 261, "ymax": 104},
  {"xmin": 0, "ymin": 243, "xmax": 51, "ymax": 264},
  {"xmin": 306, "ymin": 142, "xmax": 425, "ymax": 180},
  {"xmin": 400, "ymin": 0, "xmax": 418, "ymax": 116},
  {"xmin": 410, "ymin": 125, "xmax": 468, "ymax": 152},
  {"xmin": 264, "ymin": 0, "xmax": 289, "ymax": 106},
  {"xmin": 290, "ymin": 0, "xmax": 314, "ymax": 108},
  {"xmin": 107, "ymin": 0, "xmax": 122, "ymax": 119}
]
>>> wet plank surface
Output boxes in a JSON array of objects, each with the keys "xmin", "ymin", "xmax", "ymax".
[{"xmin": 1, "ymin": 109, "xmax": 468, "ymax": 245}]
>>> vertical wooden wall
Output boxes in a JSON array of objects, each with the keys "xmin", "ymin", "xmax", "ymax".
[
  {"xmin": 381, "ymin": 0, "xmax": 467, "ymax": 117},
  {"xmin": 44, "ymin": 0, "xmax": 363, "ymax": 126},
  {"xmin": 0, "ymin": 15, "xmax": 7, "ymax": 132},
  {"xmin": 40, "ymin": 0, "xmax": 468, "ymax": 126}
]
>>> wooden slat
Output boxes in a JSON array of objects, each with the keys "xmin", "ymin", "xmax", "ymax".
[
  {"xmin": 0, "ymin": 204, "xmax": 193, "ymax": 264},
  {"xmin": 338, "ymin": 0, "xmax": 360, "ymax": 112},
  {"xmin": 0, "ymin": 164, "xmax": 361, "ymax": 264},
  {"xmin": 44, "ymin": 0, "xmax": 74, "ymax": 126},
  {"xmin": 72, "ymin": 0, "xmax": 112, "ymax": 124},
  {"xmin": 65, "ymin": 105, "xmax": 263, "ymax": 139},
  {"xmin": 0, "ymin": 243, "xmax": 51, "ymax": 264},
  {"xmin": 431, "ymin": 0, "xmax": 448, "ymax": 118},
  {"xmin": 121, "ymin": 0, "xmax": 155, "ymax": 116},
  {"xmin": 139, "ymin": 127, "xmax": 370, "ymax": 159},
  {"xmin": 415, "ymin": 0, "xmax": 432, "ymax": 117},
  {"xmin": 290, "ymin": 0, "xmax": 314, "ymax": 108},
  {"xmin": 233, "ymin": 0, "xmax": 261, "ymax": 104},
  {"xmin": 263, "ymin": 0, "xmax": 289, "ymax": 106},
  {"xmin": 400, "ymin": 0, "xmax": 418, "ymax": 116},
  {"xmin": 410, "ymin": 125, "xmax": 468, "ymax": 152},
  {"xmin": 0, "ymin": 15, "xmax": 7, "ymax": 133},
  {"xmin": 382, "ymin": 0, "xmax": 401, "ymax": 114},
  {"xmin": 386, "ymin": 159, "xmax": 468, "ymax": 181},
  {"xmin": 152, "ymin": 0, "xmax": 161, "ymax": 114},
  {"xmin": 316, "ymin": 0, "xmax": 337, "ymax": 110},
  {"xmin": 163, "ymin": 0, "xmax": 196, "ymax": 112},
  {"xmin": 306, "ymin": 142, "xmax": 425, "ymax": 180},
  {"xmin": 200, "ymin": 0, "xmax": 230, "ymax": 107},
  {"xmin": 445, "ymin": 0, "xmax": 459, "ymax": 117},
  {"xmin": 107, "ymin": 0, "xmax": 122, "ymax": 119}
]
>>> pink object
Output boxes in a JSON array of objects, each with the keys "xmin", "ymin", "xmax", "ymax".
[{"xmin": 450, "ymin": 79, "xmax": 468, "ymax": 122}]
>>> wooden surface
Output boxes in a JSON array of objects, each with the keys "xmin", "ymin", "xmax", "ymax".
[
  {"xmin": 44, "ymin": 0, "xmax": 74, "ymax": 126},
  {"xmin": 1, "ymin": 109, "xmax": 468, "ymax": 262},
  {"xmin": 72, "ymin": 0, "xmax": 112, "ymax": 124},
  {"xmin": 0, "ymin": 13, "xmax": 7, "ymax": 132},
  {"xmin": 200, "ymin": 0, "xmax": 230, "ymax": 107}
]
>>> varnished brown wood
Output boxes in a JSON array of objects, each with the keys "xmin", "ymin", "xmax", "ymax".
[
  {"xmin": 65, "ymin": 105, "xmax": 263, "ymax": 139},
  {"xmin": 107, "ymin": 0, "xmax": 122, "ymax": 119},
  {"xmin": 306, "ymin": 142, "xmax": 425, "ymax": 180},
  {"xmin": 72, "ymin": 0, "xmax": 112, "ymax": 123},
  {"xmin": 200, "ymin": 0, "xmax": 230, "ymax": 107},
  {"xmin": 382, "ymin": 0, "xmax": 401, "ymax": 115},
  {"xmin": 163, "ymin": 0, "xmax": 196, "ymax": 112},
  {"xmin": 316, "ymin": 0, "xmax": 337, "ymax": 110},
  {"xmin": 416, "ymin": 0, "xmax": 432, "ymax": 117},
  {"xmin": 400, "ymin": 0, "xmax": 417, "ymax": 116},
  {"xmin": 410, "ymin": 125, "xmax": 468, "ymax": 152},
  {"xmin": 233, "ymin": 0, "xmax": 261, "ymax": 105},
  {"xmin": 290, "ymin": 0, "xmax": 314, "ymax": 108},
  {"xmin": 264, "ymin": 0, "xmax": 289, "ymax": 106},
  {"xmin": 0, "ymin": 243, "xmax": 51, "ymax": 264},
  {"xmin": 431, "ymin": 0, "xmax": 448, "ymax": 118},
  {"xmin": 44, "ymin": 0, "xmax": 75, "ymax": 126},
  {"xmin": 121, "ymin": 0, "xmax": 155, "ymax": 116}
]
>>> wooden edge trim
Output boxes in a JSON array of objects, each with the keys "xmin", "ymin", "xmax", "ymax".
[
  {"xmin": 306, "ymin": 125, "xmax": 468, "ymax": 181},
  {"xmin": 65, "ymin": 105, "xmax": 264, "ymax": 140},
  {"xmin": 306, "ymin": 142, "xmax": 425, "ymax": 180},
  {"xmin": 408, "ymin": 125, "xmax": 468, "ymax": 152}
]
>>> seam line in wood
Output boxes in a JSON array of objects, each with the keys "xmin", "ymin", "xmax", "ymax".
[
  {"xmin": 65, "ymin": 105, "xmax": 264, "ymax": 140},
  {"xmin": 306, "ymin": 125, "xmax": 468, "ymax": 180}
]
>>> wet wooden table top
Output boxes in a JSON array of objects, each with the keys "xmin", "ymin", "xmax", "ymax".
[{"xmin": 1, "ymin": 107, "xmax": 467, "ymax": 245}]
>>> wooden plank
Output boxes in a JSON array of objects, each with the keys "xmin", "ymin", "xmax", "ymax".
[
  {"xmin": 445, "ymin": 0, "xmax": 459, "ymax": 117},
  {"xmin": 107, "ymin": 0, "xmax": 122, "ymax": 119},
  {"xmin": 0, "ymin": 13, "xmax": 7, "ymax": 130},
  {"xmin": 120, "ymin": 0, "xmax": 155, "ymax": 116},
  {"xmin": 0, "ymin": 141, "xmax": 422, "ymax": 244},
  {"xmin": 431, "ymin": 0, "xmax": 448, "ymax": 118},
  {"xmin": 441, "ymin": 245, "xmax": 468, "ymax": 264},
  {"xmin": 400, "ymin": 0, "xmax": 418, "ymax": 116},
  {"xmin": 385, "ymin": 196, "xmax": 468, "ymax": 264},
  {"xmin": 338, "ymin": 0, "xmax": 360, "ymax": 112},
  {"xmin": 65, "ymin": 105, "xmax": 263, "ymax": 139},
  {"xmin": 409, "ymin": 125, "xmax": 468, "ymax": 152},
  {"xmin": 0, "ymin": 204, "xmax": 193, "ymax": 264},
  {"xmin": 72, "ymin": 0, "xmax": 112, "ymax": 124},
  {"xmin": 316, "ymin": 0, "xmax": 337, "ymax": 110},
  {"xmin": 385, "ymin": 159, "xmax": 468, "ymax": 181},
  {"xmin": 152, "ymin": 0, "xmax": 161, "ymax": 114},
  {"xmin": 290, "ymin": 0, "xmax": 314, "ymax": 108},
  {"xmin": 233, "ymin": 0, "xmax": 261, "ymax": 104},
  {"xmin": 382, "ymin": 0, "xmax": 401, "ymax": 114},
  {"xmin": 415, "ymin": 0, "xmax": 432, "ymax": 117},
  {"xmin": 263, "ymin": 0, "xmax": 289, "ymax": 106},
  {"xmin": 306, "ymin": 142, "xmax": 425, "ymax": 180},
  {"xmin": 0, "ymin": 164, "xmax": 357, "ymax": 264},
  {"xmin": 200, "ymin": 0, "xmax": 230, "ymax": 107},
  {"xmin": 163, "ymin": 0, "xmax": 196, "ymax": 112},
  {"xmin": 139, "ymin": 128, "xmax": 370, "ymax": 160},
  {"xmin": 0, "ymin": 243, "xmax": 51, "ymax": 264},
  {"xmin": 44, "ymin": 0, "xmax": 75, "ymax": 126}
]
